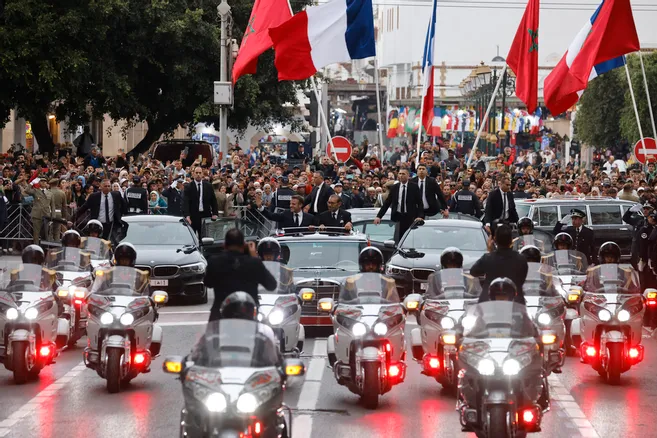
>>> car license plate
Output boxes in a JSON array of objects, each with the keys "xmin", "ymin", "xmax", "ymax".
[
  {"xmin": 420, "ymin": 283, "xmax": 428, "ymax": 291},
  {"xmin": 150, "ymin": 279, "xmax": 168, "ymax": 286}
]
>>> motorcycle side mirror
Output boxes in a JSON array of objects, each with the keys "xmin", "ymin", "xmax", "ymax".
[
  {"xmin": 384, "ymin": 240, "xmax": 396, "ymax": 249},
  {"xmin": 300, "ymin": 288, "xmax": 315, "ymax": 302},
  {"xmin": 163, "ymin": 356, "xmax": 184, "ymax": 374},
  {"xmin": 283, "ymin": 358, "xmax": 305, "ymax": 376},
  {"xmin": 317, "ymin": 297, "xmax": 334, "ymax": 313},
  {"xmin": 152, "ymin": 290, "xmax": 169, "ymax": 305},
  {"xmin": 403, "ymin": 293, "xmax": 423, "ymax": 311},
  {"xmin": 201, "ymin": 237, "xmax": 214, "ymax": 246}
]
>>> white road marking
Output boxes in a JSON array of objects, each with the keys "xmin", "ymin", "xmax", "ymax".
[
  {"xmin": 292, "ymin": 339, "xmax": 326, "ymax": 438},
  {"xmin": 548, "ymin": 374, "xmax": 599, "ymax": 437}
]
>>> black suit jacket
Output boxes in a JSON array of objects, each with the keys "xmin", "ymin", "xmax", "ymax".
[
  {"xmin": 553, "ymin": 223, "xmax": 597, "ymax": 264},
  {"xmin": 76, "ymin": 191, "xmax": 125, "ymax": 223},
  {"xmin": 183, "ymin": 180, "xmax": 219, "ymax": 218},
  {"xmin": 471, "ymin": 248, "xmax": 529, "ymax": 305},
  {"xmin": 262, "ymin": 209, "xmax": 315, "ymax": 229},
  {"xmin": 376, "ymin": 182, "xmax": 424, "ymax": 222},
  {"xmin": 304, "ymin": 183, "xmax": 334, "ymax": 214},
  {"xmin": 315, "ymin": 209, "xmax": 352, "ymax": 227},
  {"xmin": 411, "ymin": 176, "xmax": 448, "ymax": 216},
  {"xmin": 483, "ymin": 188, "xmax": 519, "ymax": 226}
]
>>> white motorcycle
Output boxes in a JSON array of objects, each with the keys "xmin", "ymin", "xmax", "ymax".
[
  {"xmin": 83, "ymin": 266, "xmax": 167, "ymax": 393},
  {"xmin": 571, "ymin": 264, "xmax": 645, "ymax": 384},
  {"xmin": 256, "ymin": 261, "xmax": 307, "ymax": 357},
  {"xmin": 0, "ymin": 263, "xmax": 70, "ymax": 383},
  {"xmin": 81, "ymin": 236, "xmax": 112, "ymax": 270},
  {"xmin": 410, "ymin": 268, "xmax": 481, "ymax": 391},
  {"xmin": 319, "ymin": 272, "xmax": 420, "ymax": 409}
]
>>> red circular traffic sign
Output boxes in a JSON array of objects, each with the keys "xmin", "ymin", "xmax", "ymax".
[
  {"xmin": 634, "ymin": 137, "xmax": 657, "ymax": 164},
  {"xmin": 327, "ymin": 136, "xmax": 352, "ymax": 162}
]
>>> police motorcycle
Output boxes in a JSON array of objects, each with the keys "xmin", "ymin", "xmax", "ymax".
[
  {"xmin": 512, "ymin": 218, "xmax": 547, "ymax": 253},
  {"xmin": 256, "ymin": 238, "xmax": 306, "ymax": 357},
  {"xmin": 543, "ymin": 233, "xmax": 589, "ymax": 355},
  {"xmin": 519, "ymin": 246, "xmax": 566, "ymax": 375},
  {"xmin": 457, "ymin": 279, "xmax": 552, "ymax": 438},
  {"xmin": 319, "ymin": 247, "xmax": 419, "ymax": 409},
  {"xmin": 0, "ymin": 254, "xmax": 71, "ymax": 383},
  {"xmin": 163, "ymin": 293, "xmax": 305, "ymax": 438},
  {"xmin": 571, "ymin": 242, "xmax": 646, "ymax": 385},
  {"xmin": 81, "ymin": 220, "xmax": 112, "ymax": 270},
  {"xmin": 410, "ymin": 248, "xmax": 482, "ymax": 391},
  {"xmin": 84, "ymin": 243, "xmax": 167, "ymax": 393}
]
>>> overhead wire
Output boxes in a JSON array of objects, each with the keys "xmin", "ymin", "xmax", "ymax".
[{"xmin": 289, "ymin": 0, "xmax": 657, "ymax": 10}]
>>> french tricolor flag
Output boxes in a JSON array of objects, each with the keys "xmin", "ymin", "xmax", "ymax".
[
  {"xmin": 544, "ymin": 0, "xmax": 639, "ymax": 115},
  {"xmin": 269, "ymin": 0, "xmax": 376, "ymax": 81},
  {"xmin": 420, "ymin": 0, "xmax": 438, "ymax": 133}
]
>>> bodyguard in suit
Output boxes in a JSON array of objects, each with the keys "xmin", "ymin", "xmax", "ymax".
[
  {"xmin": 260, "ymin": 195, "xmax": 315, "ymax": 229},
  {"xmin": 553, "ymin": 208, "xmax": 596, "ymax": 264},
  {"xmin": 483, "ymin": 174, "xmax": 519, "ymax": 230},
  {"xmin": 72, "ymin": 179, "xmax": 126, "ymax": 241},
  {"xmin": 183, "ymin": 166, "xmax": 219, "ymax": 238},
  {"xmin": 315, "ymin": 195, "xmax": 353, "ymax": 231},
  {"xmin": 412, "ymin": 164, "xmax": 449, "ymax": 218},
  {"xmin": 49, "ymin": 178, "xmax": 68, "ymax": 241},
  {"xmin": 304, "ymin": 171, "xmax": 334, "ymax": 215},
  {"xmin": 374, "ymin": 168, "xmax": 424, "ymax": 242}
]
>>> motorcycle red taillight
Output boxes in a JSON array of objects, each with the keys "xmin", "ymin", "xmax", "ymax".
[
  {"xmin": 74, "ymin": 299, "xmax": 83, "ymax": 306},
  {"xmin": 648, "ymin": 299, "xmax": 657, "ymax": 307},
  {"xmin": 585, "ymin": 346, "xmax": 597, "ymax": 357},
  {"xmin": 388, "ymin": 364, "xmax": 401, "ymax": 378},
  {"xmin": 627, "ymin": 346, "xmax": 644, "ymax": 363},
  {"xmin": 254, "ymin": 421, "xmax": 261, "ymax": 435},
  {"xmin": 134, "ymin": 353, "xmax": 146, "ymax": 365},
  {"xmin": 39, "ymin": 346, "xmax": 52, "ymax": 357},
  {"xmin": 522, "ymin": 409, "xmax": 536, "ymax": 425}
]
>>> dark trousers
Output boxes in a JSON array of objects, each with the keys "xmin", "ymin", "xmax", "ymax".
[
  {"xmin": 101, "ymin": 222, "xmax": 113, "ymax": 240},
  {"xmin": 395, "ymin": 214, "xmax": 415, "ymax": 243},
  {"xmin": 191, "ymin": 214, "xmax": 209, "ymax": 238}
]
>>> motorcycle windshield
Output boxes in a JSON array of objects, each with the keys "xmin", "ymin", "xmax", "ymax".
[
  {"xmin": 425, "ymin": 268, "xmax": 482, "ymax": 300},
  {"xmin": 512, "ymin": 235, "xmax": 547, "ymax": 253},
  {"xmin": 0, "ymin": 263, "xmax": 54, "ymax": 292},
  {"xmin": 462, "ymin": 301, "xmax": 537, "ymax": 339},
  {"xmin": 543, "ymin": 250, "xmax": 588, "ymax": 275},
  {"xmin": 523, "ymin": 263, "xmax": 560, "ymax": 297},
  {"xmin": 338, "ymin": 273, "xmax": 400, "ymax": 305},
  {"xmin": 260, "ymin": 261, "xmax": 295, "ymax": 295},
  {"xmin": 583, "ymin": 264, "xmax": 641, "ymax": 294},
  {"xmin": 90, "ymin": 266, "xmax": 149, "ymax": 296},
  {"xmin": 81, "ymin": 237, "xmax": 111, "ymax": 261},
  {"xmin": 46, "ymin": 248, "xmax": 91, "ymax": 272},
  {"xmin": 190, "ymin": 319, "xmax": 280, "ymax": 368}
]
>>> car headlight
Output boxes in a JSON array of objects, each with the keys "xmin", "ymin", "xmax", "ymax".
[
  {"xmin": 385, "ymin": 264, "xmax": 408, "ymax": 276},
  {"xmin": 100, "ymin": 312, "xmax": 114, "ymax": 325},
  {"xmin": 537, "ymin": 313, "xmax": 551, "ymax": 326},
  {"xmin": 181, "ymin": 262, "xmax": 206, "ymax": 274},
  {"xmin": 598, "ymin": 309, "xmax": 612, "ymax": 322},
  {"xmin": 503, "ymin": 359, "xmax": 521, "ymax": 376},
  {"xmin": 373, "ymin": 322, "xmax": 388, "ymax": 336},
  {"xmin": 617, "ymin": 309, "xmax": 630, "ymax": 322},
  {"xmin": 462, "ymin": 315, "xmax": 477, "ymax": 330},
  {"xmin": 236, "ymin": 393, "xmax": 259, "ymax": 414},
  {"xmin": 477, "ymin": 358, "xmax": 496, "ymax": 376},
  {"xmin": 6, "ymin": 308, "xmax": 18, "ymax": 320},
  {"xmin": 24, "ymin": 307, "xmax": 38, "ymax": 320},
  {"xmin": 268, "ymin": 309, "xmax": 284, "ymax": 326},
  {"xmin": 440, "ymin": 317, "xmax": 455, "ymax": 330},
  {"xmin": 205, "ymin": 393, "xmax": 227, "ymax": 413},
  {"xmin": 120, "ymin": 313, "xmax": 135, "ymax": 326},
  {"xmin": 352, "ymin": 322, "xmax": 367, "ymax": 337}
]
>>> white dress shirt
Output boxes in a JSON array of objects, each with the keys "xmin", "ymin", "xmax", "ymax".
[
  {"xmin": 313, "ymin": 182, "xmax": 324, "ymax": 213},
  {"xmin": 293, "ymin": 211, "xmax": 304, "ymax": 226},
  {"xmin": 196, "ymin": 180, "xmax": 204, "ymax": 212},
  {"xmin": 98, "ymin": 192, "xmax": 115, "ymax": 224},
  {"xmin": 501, "ymin": 189, "xmax": 509, "ymax": 220},
  {"xmin": 417, "ymin": 178, "xmax": 429, "ymax": 209},
  {"xmin": 397, "ymin": 183, "xmax": 408, "ymax": 213}
]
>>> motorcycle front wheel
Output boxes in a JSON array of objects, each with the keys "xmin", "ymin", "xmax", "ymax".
[
  {"xmin": 486, "ymin": 405, "xmax": 509, "ymax": 438},
  {"xmin": 361, "ymin": 362, "xmax": 380, "ymax": 410},
  {"xmin": 12, "ymin": 341, "xmax": 32, "ymax": 384},
  {"xmin": 606, "ymin": 343, "xmax": 623, "ymax": 385},
  {"xmin": 106, "ymin": 348, "xmax": 123, "ymax": 393}
]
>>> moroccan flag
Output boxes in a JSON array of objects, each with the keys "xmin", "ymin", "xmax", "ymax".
[
  {"xmin": 232, "ymin": 0, "xmax": 293, "ymax": 83},
  {"xmin": 507, "ymin": 0, "xmax": 540, "ymax": 113}
]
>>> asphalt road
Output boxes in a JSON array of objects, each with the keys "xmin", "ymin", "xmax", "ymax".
[{"xmin": 0, "ymin": 258, "xmax": 655, "ymax": 437}]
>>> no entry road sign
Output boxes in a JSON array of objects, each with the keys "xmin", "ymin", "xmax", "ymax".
[
  {"xmin": 327, "ymin": 136, "xmax": 353, "ymax": 162},
  {"xmin": 634, "ymin": 137, "xmax": 657, "ymax": 164}
]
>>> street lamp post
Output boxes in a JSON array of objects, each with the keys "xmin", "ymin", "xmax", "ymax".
[{"xmin": 217, "ymin": 0, "xmax": 232, "ymax": 158}]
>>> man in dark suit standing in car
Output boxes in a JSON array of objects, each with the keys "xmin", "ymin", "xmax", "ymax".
[
  {"xmin": 258, "ymin": 195, "xmax": 315, "ymax": 229},
  {"xmin": 315, "ymin": 195, "xmax": 353, "ymax": 232},
  {"xmin": 183, "ymin": 166, "xmax": 219, "ymax": 238},
  {"xmin": 483, "ymin": 174, "xmax": 519, "ymax": 234},
  {"xmin": 71, "ymin": 179, "xmax": 126, "ymax": 241},
  {"xmin": 412, "ymin": 163, "xmax": 449, "ymax": 218},
  {"xmin": 304, "ymin": 171, "xmax": 333, "ymax": 215},
  {"xmin": 374, "ymin": 168, "xmax": 424, "ymax": 242}
]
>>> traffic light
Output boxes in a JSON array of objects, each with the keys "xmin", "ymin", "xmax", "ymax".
[{"xmin": 304, "ymin": 91, "xmax": 319, "ymax": 128}]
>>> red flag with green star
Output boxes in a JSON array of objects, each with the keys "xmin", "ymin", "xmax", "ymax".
[
  {"xmin": 232, "ymin": 0, "xmax": 293, "ymax": 83},
  {"xmin": 506, "ymin": 0, "xmax": 540, "ymax": 113}
]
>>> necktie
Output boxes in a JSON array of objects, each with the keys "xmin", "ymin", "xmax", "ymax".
[
  {"xmin": 104, "ymin": 194, "xmax": 110, "ymax": 224},
  {"xmin": 401, "ymin": 185, "xmax": 406, "ymax": 214},
  {"xmin": 419, "ymin": 180, "xmax": 424, "ymax": 196},
  {"xmin": 502, "ymin": 191, "xmax": 507, "ymax": 220},
  {"xmin": 198, "ymin": 183, "xmax": 203, "ymax": 211},
  {"xmin": 294, "ymin": 213, "xmax": 299, "ymax": 227},
  {"xmin": 333, "ymin": 212, "xmax": 337, "ymax": 221}
]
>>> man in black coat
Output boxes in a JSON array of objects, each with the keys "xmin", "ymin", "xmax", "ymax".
[
  {"xmin": 304, "ymin": 171, "xmax": 334, "ymax": 215},
  {"xmin": 162, "ymin": 179, "xmax": 183, "ymax": 217},
  {"xmin": 483, "ymin": 174, "xmax": 519, "ymax": 231},
  {"xmin": 183, "ymin": 166, "xmax": 219, "ymax": 238},
  {"xmin": 553, "ymin": 208, "xmax": 597, "ymax": 264},
  {"xmin": 260, "ymin": 195, "xmax": 315, "ymax": 229},
  {"xmin": 71, "ymin": 179, "xmax": 126, "ymax": 241},
  {"xmin": 315, "ymin": 194, "xmax": 353, "ymax": 231},
  {"xmin": 412, "ymin": 164, "xmax": 448, "ymax": 218},
  {"xmin": 374, "ymin": 168, "xmax": 424, "ymax": 242},
  {"xmin": 204, "ymin": 229, "xmax": 277, "ymax": 321}
]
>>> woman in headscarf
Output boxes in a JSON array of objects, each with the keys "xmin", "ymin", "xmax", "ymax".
[{"xmin": 148, "ymin": 190, "xmax": 167, "ymax": 215}]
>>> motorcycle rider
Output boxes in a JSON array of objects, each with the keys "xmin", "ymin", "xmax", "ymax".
[
  {"xmin": 583, "ymin": 242, "xmax": 640, "ymax": 294},
  {"xmin": 513, "ymin": 217, "xmax": 544, "ymax": 252},
  {"xmin": 10, "ymin": 245, "xmax": 57, "ymax": 292},
  {"xmin": 257, "ymin": 237, "xmax": 294, "ymax": 294},
  {"xmin": 553, "ymin": 208, "xmax": 596, "ymax": 264},
  {"xmin": 81, "ymin": 220, "xmax": 111, "ymax": 257},
  {"xmin": 46, "ymin": 230, "xmax": 92, "ymax": 272},
  {"xmin": 637, "ymin": 210, "xmax": 657, "ymax": 290},
  {"xmin": 220, "ymin": 291, "xmax": 259, "ymax": 320},
  {"xmin": 440, "ymin": 246, "xmax": 464, "ymax": 269},
  {"xmin": 341, "ymin": 247, "xmax": 398, "ymax": 302},
  {"xmin": 553, "ymin": 232, "xmax": 573, "ymax": 251},
  {"xmin": 96, "ymin": 243, "xmax": 150, "ymax": 299},
  {"xmin": 517, "ymin": 217, "xmax": 534, "ymax": 236}
]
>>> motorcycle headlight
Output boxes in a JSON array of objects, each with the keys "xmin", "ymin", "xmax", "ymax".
[
  {"xmin": 503, "ymin": 359, "xmax": 521, "ymax": 376},
  {"xmin": 6, "ymin": 308, "xmax": 18, "ymax": 320},
  {"xmin": 24, "ymin": 307, "xmax": 38, "ymax": 320},
  {"xmin": 440, "ymin": 317, "xmax": 455, "ymax": 330},
  {"xmin": 352, "ymin": 322, "xmax": 367, "ymax": 337},
  {"xmin": 462, "ymin": 315, "xmax": 477, "ymax": 330},
  {"xmin": 100, "ymin": 312, "xmax": 114, "ymax": 325},
  {"xmin": 205, "ymin": 392, "xmax": 227, "ymax": 413},
  {"xmin": 268, "ymin": 309, "xmax": 284, "ymax": 326},
  {"xmin": 598, "ymin": 309, "xmax": 612, "ymax": 322},
  {"xmin": 537, "ymin": 313, "xmax": 551, "ymax": 326},
  {"xmin": 181, "ymin": 262, "xmax": 206, "ymax": 274},
  {"xmin": 373, "ymin": 322, "xmax": 388, "ymax": 336},
  {"xmin": 120, "ymin": 313, "xmax": 135, "ymax": 326},
  {"xmin": 236, "ymin": 393, "xmax": 259, "ymax": 414},
  {"xmin": 477, "ymin": 358, "xmax": 496, "ymax": 376},
  {"xmin": 617, "ymin": 309, "xmax": 630, "ymax": 322}
]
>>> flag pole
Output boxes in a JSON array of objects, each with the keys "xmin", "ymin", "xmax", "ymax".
[
  {"xmin": 638, "ymin": 50, "xmax": 657, "ymax": 140},
  {"xmin": 310, "ymin": 76, "xmax": 338, "ymax": 163},
  {"xmin": 373, "ymin": 56, "xmax": 385, "ymax": 165},
  {"xmin": 415, "ymin": 72, "xmax": 426, "ymax": 166},
  {"xmin": 624, "ymin": 63, "xmax": 647, "ymax": 155},
  {"xmin": 466, "ymin": 65, "xmax": 507, "ymax": 168}
]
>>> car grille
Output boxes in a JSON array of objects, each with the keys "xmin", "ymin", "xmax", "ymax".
[
  {"xmin": 135, "ymin": 265, "xmax": 152, "ymax": 275},
  {"xmin": 297, "ymin": 280, "xmax": 341, "ymax": 316},
  {"xmin": 411, "ymin": 268, "xmax": 434, "ymax": 281},
  {"xmin": 153, "ymin": 266, "xmax": 179, "ymax": 277}
]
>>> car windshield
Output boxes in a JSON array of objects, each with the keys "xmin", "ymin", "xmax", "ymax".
[
  {"xmin": 338, "ymin": 273, "xmax": 400, "ymax": 304},
  {"xmin": 400, "ymin": 226, "xmax": 486, "ymax": 251},
  {"xmin": 425, "ymin": 268, "xmax": 481, "ymax": 299},
  {"xmin": 280, "ymin": 241, "xmax": 363, "ymax": 271},
  {"xmin": 523, "ymin": 263, "xmax": 560, "ymax": 297},
  {"xmin": 463, "ymin": 301, "xmax": 537, "ymax": 339},
  {"xmin": 46, "ymin": 248, "xmax": 91, "ymax": 272},
  {"xmin": 90, "ymin": 266, "xmax": 150, "ymax": 297},
  {"xmin": 0, "ymin": 263, "xmax": 54, "ymax": 293},
  {"xmin": 583, "ymin": 264, "xmax": 641, "ymax": 294},
  {"xmin": 81, "ymin": 237, "xmax": 111, "ymax": 260},
  {"xmin": 260, "ymin": 261, "xmax": 295, "ymax": 295},
  {"xmin": 123, "ymin": 221, "xmax": 195, "ymax": 246},
  {"xmin": 190, "ymin": 320, "xmax": 280, "ymax": 368},
  {"xmin": 543, "ymin": 250, "xmax": 589, "ymax": 275}
]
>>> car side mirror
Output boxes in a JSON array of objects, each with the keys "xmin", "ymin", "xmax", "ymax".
[
  {"xmin": 317, "ymin": 297, "xmax": 334, "ymax": 313},
  {"xmin": 201, "ymin": 237, "xmax": 214, "ymax": 246},
  {"xmin": 403, "ymin": 293, "xmax": 422, "ymax": 311},
  {"xmin": 163, "ymin": 355, "xmax": 184, "ymax": 374},
  {"xmin": 384, "ymin": 240, "xmax": 396, "ymax": 249},
  {"xmin": 152, "ymin": 290, "xmax": 169, "ymax": 305},
  {"xmin": 283, "ymin": 358, "xmax": 305, "ymax": 376},
  {"xmin": 299, "ymin": 288, "xmax": 315, "ymax": 302}
]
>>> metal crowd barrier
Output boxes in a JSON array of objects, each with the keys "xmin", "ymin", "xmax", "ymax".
[{"xmin": 0, "ymin": 204, "xmax": 90, "ymax": 243}]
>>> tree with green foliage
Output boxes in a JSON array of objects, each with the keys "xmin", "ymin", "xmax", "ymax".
[{"xmin": 620, "ymin": 52, "xmax": 657, "ymax": 144}]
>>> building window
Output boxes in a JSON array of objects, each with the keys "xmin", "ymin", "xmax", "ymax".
[{"xmin": 396, "ymin": 88, "xmax": 400, "ymax": 100}]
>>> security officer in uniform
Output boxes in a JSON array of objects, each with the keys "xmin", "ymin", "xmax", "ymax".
[
  {"xmin": 125, "ymin": 177, "xmax": 149, "ymax": 215},
  {"xmin": 553, "ymin": 208, "xmax": 596, "ymax": 265},
  {"xmin": 49, "ymin": 178, "xmax": 68, "ymax": 241},
  {"xmin": 519, "ymin": 245, "xmax": 558, "ymax": 297},
  {"xmin": 622, "ymin": 202, "xmax": 654, "ymax": 269},
  {"xmin": 270, "ymin": 176, "xmax": 295, "ymax": 212},
  {"xmin": 24, "ymin": 177, "xmax": 52, "ymax": 244},
  {"xmin": 583, "ymin": 242, "xmax": 640, "ymax": 294},
  {"xmin": 95, "ymin": 243, "xmax": 150, "ymax": 300},
  {"xmin": 341, "ymin": 247, "xmax": 399, "ymax": 302},
  {"xmin": 638, "ymin": 209, "xmax": 657, "ymax": 290},
  {"xmin": 449, "ymin": 184, "xmax": 482, "ymax": 217}
]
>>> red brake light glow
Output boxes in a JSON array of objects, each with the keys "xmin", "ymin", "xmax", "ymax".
[
  {"xmin": 648, "ymin": 299, "xmax": 657, "ymax": 306},
  {"xmin": 74, "ymin": 299, "xmax": 83, "ymax": 305},
  {"xmin": 254, "ymin": 422, "xmax": 261, "ymax": 435},
  {"xmin": 134, "ymin": 353, "xmax": 146, "ymax": 364},
  {"xmin": 39, "ymin": 346, "xmax": 52, "ymax": 357},
  {"xmin": 522, "ymin": 409, "xmax": 536, "ymax": 424},
  {"xmin": 585, "ymin": 346, "xmax": 597, "ymax": 357},
  {"xmin": 388, "ymin": 364, "xmax": 400, "ymax": 377},
  {"xmin": 428, "ymin": 357, "xmax": 440, "ymax": 369},
  {"xmin": 385, "ymin": 343, "xmax": 391, "ymax": 353},
  {"xmin": 629, "ymin": 348, "xmax": 640, "ymax": 359}
]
